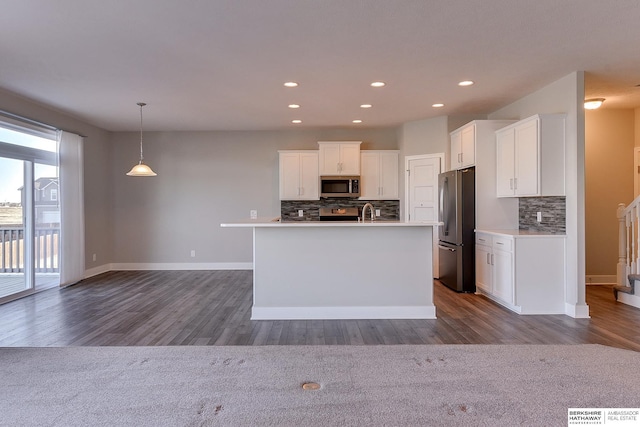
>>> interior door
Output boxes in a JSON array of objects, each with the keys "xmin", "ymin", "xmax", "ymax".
[
  {"xmin": 407, "ymin": 156, "xmax": 441, "ymax": 222},
  {"xmin": 406, "ymin": 154, "xmax": 443, "ymax": 278}
]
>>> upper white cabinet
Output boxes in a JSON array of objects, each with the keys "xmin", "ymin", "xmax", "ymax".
[
  {"xmin": 279, "ymin": 151, "xmax": 319, "ymax": 200},
  {"xmin": 318, "ymin": 141, "xmax": 362, "ymax": 175},
  {"xmin": 450, "ymin": 123, "xmax": 476, "ymax": 170},
  {"xmin": 495, "ymin": 114, "xmax": 565, "ymax": 198},
  {"xmin": 360, "ymin": 151, "xmax": 399, "ymax": 200}
]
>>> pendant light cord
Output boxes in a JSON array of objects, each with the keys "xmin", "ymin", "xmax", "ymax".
[{"xmin": 138, "ymin": 102, "xmax": 146, "ymax": 162}]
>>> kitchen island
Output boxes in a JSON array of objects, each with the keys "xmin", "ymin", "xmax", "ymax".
[{"xmin": 220, "ymin": 219, "xmax": 440, "ymax": 320}]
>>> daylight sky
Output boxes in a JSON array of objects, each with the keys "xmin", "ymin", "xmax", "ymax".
[{"xmin": 0, "ymin": 128, "xmax": 57, "ymax": 203}]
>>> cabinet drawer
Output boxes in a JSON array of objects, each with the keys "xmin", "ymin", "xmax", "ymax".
[
  {"xmin": 492, "ymin": 236, "xmax": 513, "ymax": 252},
  {"xmin": 476, "ymin": 234, "xmax": 491, "ymax": 246}
]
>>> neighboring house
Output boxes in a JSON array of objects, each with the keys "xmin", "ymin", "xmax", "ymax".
[{"xmin": 19, "ymin": 177, "xmax": 60, "ymax": 225}]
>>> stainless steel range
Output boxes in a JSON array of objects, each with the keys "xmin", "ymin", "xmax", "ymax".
[{"xmin": 319, "ymin": 207, "xmax": 359, "ymax": 221}]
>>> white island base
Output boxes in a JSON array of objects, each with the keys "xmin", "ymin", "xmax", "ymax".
[{"xmin": 221, "ymin": 221, "xmax": 437, "ymax": 320}]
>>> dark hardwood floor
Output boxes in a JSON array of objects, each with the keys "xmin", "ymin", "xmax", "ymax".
[{"xmin": 0, "ymin": 270, "xmax": 638, "ymax": 350}]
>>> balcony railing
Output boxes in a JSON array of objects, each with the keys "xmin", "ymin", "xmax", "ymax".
[{"xmin": 1, "ymin": 226, "xmax": 60, "ymax": 273}]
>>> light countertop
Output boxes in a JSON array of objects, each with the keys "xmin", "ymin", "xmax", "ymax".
[
  {"xmin": 475, "ymin": 229, "xmax": 566, "ymax": 238},
  {"xmin": 221, "ymin": 218, "xmax": 442, "ymax": 228}
]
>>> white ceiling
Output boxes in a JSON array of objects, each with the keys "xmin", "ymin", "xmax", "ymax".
[{"xmin": 1, "ymin": 0, "xmax": 639, "ymax": 131}]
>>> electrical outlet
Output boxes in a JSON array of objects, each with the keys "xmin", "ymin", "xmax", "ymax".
[
  {"xmin": 536, "ymin": 211, "xmax": 542, "ymax": 222},
  {"xmin": 92, "ymin": 253, "xmax": 96, "ymax": 262},
  {"xmin": 298, "ymin": 209, "xmax": 304, "ymax": 217},
  {"xmin": 190, "ymin": 250, "xmax": 196, "ymax": 258},
  {"xmin": 250, "ymin": 210, "xmax": 258, "ymax": 219},
  {"xmin": 375, "ymin": 209, "xmax": 381, "ymax": 217}
]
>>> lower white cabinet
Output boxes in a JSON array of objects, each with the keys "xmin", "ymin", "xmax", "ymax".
[
  {"xmin": 475, "ymin": 231, "xmax": 566, "ymax": 314},
  {"xmin": 475, "ymin": 233, "xmax": 514, "ymax": 305}
]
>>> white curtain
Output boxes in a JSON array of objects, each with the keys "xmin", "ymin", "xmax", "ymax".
[{"xmin": 58, "ymin": 130, "xmax": 85, "ymax": 287}]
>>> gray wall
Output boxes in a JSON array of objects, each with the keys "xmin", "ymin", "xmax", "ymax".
[
  {"xmin": 0, "ymin": 88, "xmax": 113, "ymax": 272},
  {"xmin": 110, "ymin": 128, "xmax": 398, "ymax": 265}
]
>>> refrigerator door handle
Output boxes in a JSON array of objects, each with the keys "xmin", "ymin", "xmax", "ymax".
[
  {"xmin": 440, "ymin": 177, "xmax": 448, "ymax": 236},
  {"xmin": 438, "ymin": 244, "xmax": 456, "ymax": 252}
]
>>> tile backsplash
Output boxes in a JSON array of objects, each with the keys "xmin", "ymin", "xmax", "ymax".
[
  {"xmin": 281, "ymin": 198, "xmax": 400, "ymax": 222},
  {"xmin": 519, "ymin": 196, "xmax": 566, "ymax": 233}
]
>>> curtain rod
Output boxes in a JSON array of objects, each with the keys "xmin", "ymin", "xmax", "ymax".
[{"xmin": 0, "ymin": 108, "xmax": 58, "ymax": 131}]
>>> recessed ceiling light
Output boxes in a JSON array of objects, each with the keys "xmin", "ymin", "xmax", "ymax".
[
  {"xmin": 370, "ymin": 81, "xmax": 385, "ymax": 87},
  {"xmin": 432, "ymin": 103, "xmax": 445, "ymax": 108},
  {"xmin": 284, "ymin": 82, "xmax": 298, "ymax": 87},
  {"xmin": 458, "ymin": 80, "xmax": 474, "ymax": 87},
  {"xmin": 291, "ymin": 119, "xmax": 302, "ymax": 124},
  {"xmin": 352, "ymin": 119, "xmax": 363, "ymax": 124},
  {"xmin": 360, "ymin": 104, "xmax": 372, "ymax": 108},
  {"xmin": 288, "ymin": 104, "xmax": 300, "ymax": 109}
]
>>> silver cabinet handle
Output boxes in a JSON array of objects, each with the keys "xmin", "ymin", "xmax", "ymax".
[
  {"xmin": 486, "ymin": 253, "xmax": 490, "ymax": 264},
  {"xmin": 491, "ymin": 254, "xmax": 495, "ymax": 265}
]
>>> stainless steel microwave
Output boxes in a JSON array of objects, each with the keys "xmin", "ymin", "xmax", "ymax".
[{"xmin": 320, "ymin": 176, "xmax": 360, "ymax": 198}]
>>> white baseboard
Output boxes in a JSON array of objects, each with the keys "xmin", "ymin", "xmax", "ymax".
[
  {"xmin": 110, "ymin": 262, "xmax": 253, "ymax": 271},
  {"xmin": 585, "ymin": 275, "xmax": 616, "ymax": 285},
  {"xmin": 565, "ymin": 303, "xmax": 591, "ymax": 319},
  {"xmin": 251, "ymin": 305, "xmax": 437, "ymax": 320},
  {"xmin": 617, "ymin": 292, "xmax": 640, "ymax": 309},
  {"xmin": 84, "ymin": 262, "xmax": 253, "ymax": 278},
  {"xmin": 84, "ymin": 264, "xmax": 111, "ymax": 279}
]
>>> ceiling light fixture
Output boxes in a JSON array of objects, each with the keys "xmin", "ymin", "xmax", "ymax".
[
  {"xmin": 370, "ymin": 81, "xmax": 385, "ymax": 87},
  {"xmin": 284, "ymin": 82, "xmax": 298, "ymax": 87},
  {"xmin": 291, "ymin": 119, "xmax": 302, "ymax": 124},
  {"xmin": 126, "ymin": 102, "xmax": 157, "ymax": 177},
  {"xmin": 584, "ymin": 98, "xmax": 605, "ymax": 110},
  {"xmin": 352, "ymin": 119, "xmax": 363, "ymax": 124},
  {"xmin": 360, "ymin": 104, "xmax": 372, "ymax": 108},
  {"xmin": 288, "ymin": 104, "xmax": 300, "ymax": 109},
  {"xmin": 458, "ymin": 80, "xmax": 474, "ymax": 87},
  {"xmin": 432, "ymin": 103, "xmax": 445, "ymax": 108}
]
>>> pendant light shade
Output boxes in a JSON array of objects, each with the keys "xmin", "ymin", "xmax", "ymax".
[{"xmin": 126, "ymin": 102, "xmax": 157, "ymax": 176}]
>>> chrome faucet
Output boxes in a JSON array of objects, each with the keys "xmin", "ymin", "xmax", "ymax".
[{"xmin": 362, "ymin": 203, "xmax": 375, "ymax": 222}]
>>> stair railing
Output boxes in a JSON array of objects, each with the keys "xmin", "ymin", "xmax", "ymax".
[{"xmin": 618, "ymin": 195, "xmax": 640, "ymax": 288}]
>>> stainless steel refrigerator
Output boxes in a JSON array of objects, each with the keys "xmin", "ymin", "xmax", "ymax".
[{"xmin": 438, "ymin": 167, "xmax": 476, "ymax": 292}]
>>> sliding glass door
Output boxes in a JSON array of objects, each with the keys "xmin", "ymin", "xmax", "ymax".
[
  {"xmin": 0, "ymin": 157, "xmax": 28, "ymax": 299},
  {"xmin": 0, "ymin": 123, "xmax": 59, "ymax": 303}
]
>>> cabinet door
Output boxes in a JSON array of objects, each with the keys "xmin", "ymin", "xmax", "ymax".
[
  {"xmin": 514, "ymin": 119, "xmax": 539, "ymax": 196},
  {"xmin": 360, "ymin": 152, "xmax": 380, "ymax": 199},
  {"xmin": 379, "ymin": 152, "xmax": 399, "ymax": 199},
  {"xmin": 340, "ymin": 144, "xmax": 361, "ymax": 175},
  {"xmin": 475, "ymin": 244, "xmax": 492, "ymax": 293},
  {"xmin": 450, "ymin": 130, "xmax": 462, "ymax": 170},
  {"xmin": 299, "ymin": 152, "xmax": 319, "ymax": 200},
  {"xmin": 496, "ymin": 128, "xmax": 516, "ymax": 197},
  {"xmin": 319, "ymin": 143, "xmax": 341, "ymax": 175},
  {"xmin": 460, "ymin": 125, "xmax": 475, "ymax": 167},
  {"xmin": 493, "ymin": 248, "xmax": 514, "ymax": 304},
  {"xmin": 279, "ymin": 153, "xmax": 302, "ymax": 200}
]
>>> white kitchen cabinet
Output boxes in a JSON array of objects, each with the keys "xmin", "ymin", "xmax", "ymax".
[
  {"xmin": 449, "ymin": 123, "xmax": 476, "ymax": 170},
  {"xmin": 495, "ymin": 114, "xmax": 565, "ymax": 198},
  {"xmin": 475, "ymin": 235, "xmax": 493, "ymax": 294},
  {"xmin": 360, "ymin": 151, "xmax": 399, "ymax": 200},
  {"xmin": 318, "ymin": 141, "xmax": 362, "ymax": 175},
  {"xmin": 475, "ymin": 230, "xmax": 566, "ymax": 314},
  {"xmin": 278, "ymin": 151, "xmax": 319, "ymax": 200},
  {"xmin": 475, "ymin": 233, "xmax": 514, "ymax": 305}
]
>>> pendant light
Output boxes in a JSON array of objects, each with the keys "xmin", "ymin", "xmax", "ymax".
[{"xmin": 126, "ymin": 102, "xmax": 157, "ymax": 176}]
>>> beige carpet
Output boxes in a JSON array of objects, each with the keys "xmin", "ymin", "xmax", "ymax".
[{"xmin": 1, "ymin": 344, "xmax": 638, "ymax": 426}]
